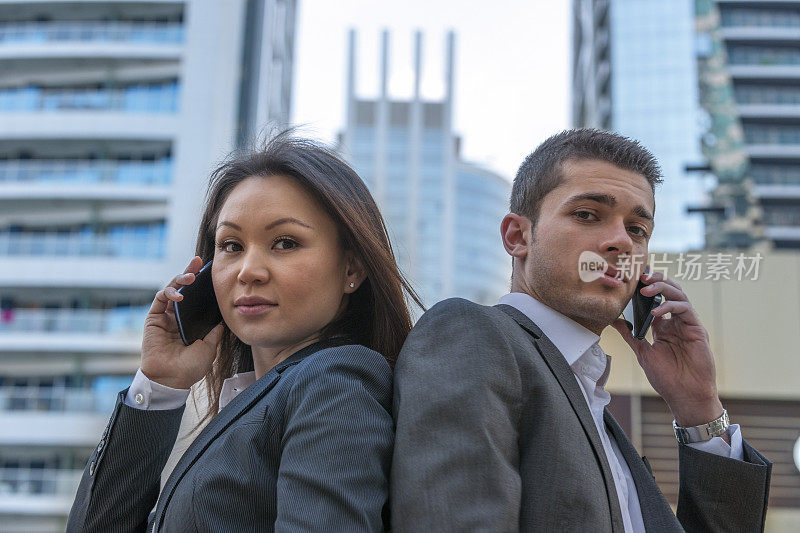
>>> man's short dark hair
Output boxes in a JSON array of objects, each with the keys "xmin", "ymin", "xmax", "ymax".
[{"xmin": 510, "ymin": 128, "xmax": 663, "ymax": 227}]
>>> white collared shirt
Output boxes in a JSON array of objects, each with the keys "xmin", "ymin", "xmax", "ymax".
[
  {"xmin": 498, "ymin": 292, "xmax": 743, "ymax": 533},
  {"xmin": 125, "ymin": 369, "xmax": 256, "ymax": 412}
]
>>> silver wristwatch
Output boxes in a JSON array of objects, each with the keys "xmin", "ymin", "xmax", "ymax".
[{"xmin": 673, "ymin": 410, "xmax": 730, "ymax": 444}]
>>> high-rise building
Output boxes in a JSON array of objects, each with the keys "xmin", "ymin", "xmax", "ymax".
[
  {"xmin": 0, "ymin": 1, "xmax": 296, "ymax": 530},
  {"xmin": 573, "ymin": 0, "xmax": 711, "ymax": 252},
  {"xmin": 572, "ymin": 0, "xmax": 612, "ymax": 131},
  {"xmin": 694, "ymin": 0, "xmax": 800, "ymax": 250},
  {"xmin": 340, "ymin": 30, "xmax": 511, "ymax": 309}
]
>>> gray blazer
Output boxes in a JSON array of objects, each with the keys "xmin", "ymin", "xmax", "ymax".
[
  {"xmin": 67, "ymin": 340, "xmax": 394, "ymax": 532},
  {"xmin": 391, "ymin": 298, "xmax": 772, "ymax": 532}
]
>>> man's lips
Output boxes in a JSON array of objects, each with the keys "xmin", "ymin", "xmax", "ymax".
[{"xmin": 604, "ymin": 266, "xmax": 628, "ymax": 282}]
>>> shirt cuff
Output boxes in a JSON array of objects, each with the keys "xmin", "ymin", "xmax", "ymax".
[
  {"xmin": 123, "ymin": 368, "xmax": 190, "ymax": 410},
  {"xmin": 686, "ymin": 423, "xmax": 743, "ymax": 461}
]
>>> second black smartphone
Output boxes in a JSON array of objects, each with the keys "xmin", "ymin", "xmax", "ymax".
[{"xmin": 173, "ymin": 260, "xmax": 223, "ymax": 346}]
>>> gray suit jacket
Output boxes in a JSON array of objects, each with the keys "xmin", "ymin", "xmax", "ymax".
[
  {"xmin": 67, "ymin": 340, "xmax": 394, "ymax": 532},
  {"xmin": 391, "ymin": 298, "xmax": 772, "ymax": 532}
]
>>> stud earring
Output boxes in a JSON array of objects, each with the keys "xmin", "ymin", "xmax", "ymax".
[{"xmin": 349, "ymin": 282, "xmax": 355, "ymax": 288}]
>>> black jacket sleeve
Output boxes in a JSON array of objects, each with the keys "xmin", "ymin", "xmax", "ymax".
[
  {"xmin": 66, "ymin": 389, "xmax": 185, "ymax": 533},
  {"xmin": 676, "ymin": 440, "xmax": 772, "ymax": 532}
]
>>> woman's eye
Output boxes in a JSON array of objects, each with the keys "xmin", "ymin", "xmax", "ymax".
[
  {"xmin": 274, "ymin": 237, "xmax": 299, "ymax": 250},
  {"xmin": 217, "ymin": 241, "xmax": 241, "ymax": 253}
]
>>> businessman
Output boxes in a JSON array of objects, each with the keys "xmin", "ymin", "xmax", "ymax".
[{"xmin": 391, "ymin": 129, "xmax": 772, "ymax": 532}]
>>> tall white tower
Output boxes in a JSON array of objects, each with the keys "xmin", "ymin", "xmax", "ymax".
[{"xmin": 340, "ymin": 30, "xmax": 511, "ymax": 309}]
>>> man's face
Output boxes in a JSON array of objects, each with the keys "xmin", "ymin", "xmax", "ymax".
[{"xmin": 516, "ymin": 158, "xmax": 655, "ymax": 334}]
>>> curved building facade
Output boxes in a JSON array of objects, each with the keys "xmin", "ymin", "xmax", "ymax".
[{"xmin": 454, "ymin": 161, "xmax": 512, "ymax": 305}]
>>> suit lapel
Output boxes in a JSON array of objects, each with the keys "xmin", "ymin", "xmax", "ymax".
[
  {"xmin": 603, "ymin": 410, "xmax": 682, "ymax": 532},
  {"xmin": 151, "ymin": 369, "xmax": 282, "ymax": 531},
  {"xmin": 151, "ymin": 339, "xmax": 344, "ymax": 532},
  {"xmin": 495, "ymin": 304, "xmax": 625, "ymax": 533}
]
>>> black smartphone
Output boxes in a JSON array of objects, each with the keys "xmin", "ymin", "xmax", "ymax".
[
  {"xmin": 173, "ymin": 260, "xmax": 223, "ymax": 346},
  {"xmin": 621, "ymin": 279, "xmax": 664, "ymax": 340}
]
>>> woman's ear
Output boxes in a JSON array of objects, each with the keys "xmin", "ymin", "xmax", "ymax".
[{"xmin": 344, "ymin": 251, "xmax": 367, "ymax": 293}]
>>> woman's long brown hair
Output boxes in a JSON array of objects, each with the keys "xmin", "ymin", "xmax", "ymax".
[{"xmin": 193, "ymin": 132, "xmax": 423, "ymax": 425}]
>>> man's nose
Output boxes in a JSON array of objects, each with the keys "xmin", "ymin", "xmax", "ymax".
[
  {"xmin": 237, "ymin": 249, "xmax": 269, "ymax": 284},
  {"xmin": 599, "ymin": 220, "xmax": 634, "ymax": 255}
]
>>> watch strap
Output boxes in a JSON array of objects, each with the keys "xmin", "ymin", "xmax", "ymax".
[{"xmin": 673, "ymin": 409, "xmax": 730, "ymax": 444}]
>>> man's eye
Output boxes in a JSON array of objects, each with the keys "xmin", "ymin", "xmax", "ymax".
[
  {"xmin": 629, "ymin": 227, "xmax": 649, "ymax": 238},
  {"xmin": 574, "ymin": 211, "xmax": 597, "ymax": 221}
]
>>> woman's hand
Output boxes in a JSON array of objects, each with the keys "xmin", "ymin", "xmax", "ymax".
[{"xmin": 141, "ymin": 256, "xmax": 225, "ymax": 389}]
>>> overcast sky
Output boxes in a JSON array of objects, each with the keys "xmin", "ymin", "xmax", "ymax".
[{"xmin": 291, "ymin": 0, "xmax": 571, "ymax": 180}]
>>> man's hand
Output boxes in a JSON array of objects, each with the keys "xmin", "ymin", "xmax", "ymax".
[{"xmin": 611, "ymin": 269, "xmax": 727, "ymax": 439}]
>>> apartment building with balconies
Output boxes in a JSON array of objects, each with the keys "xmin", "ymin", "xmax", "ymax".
[
  {"xmin": 0, "ymin": 1, "xmax": 296, "ymax": 530},
  {"xmin": 714, "ymin": 0, "xmax": 800, "ymax": 249}
]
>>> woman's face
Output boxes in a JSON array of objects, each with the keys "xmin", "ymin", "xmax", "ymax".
[{"xmin": 212, "ymin": 175, "xmax": 360, "ymax": 352}]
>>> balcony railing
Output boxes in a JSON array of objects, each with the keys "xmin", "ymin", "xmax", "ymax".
[
  {"xmin": 0, "ymin": 84, "xmax": 179, "ymax": 113},
  {"xmin": 735, "ymin": 85, "xmax": 800, "ymax": 105},
  {"xmin": 0, "ymin": 230, "xmax": 166, "ymax": 258},
  {"xmin": 763, "ymin": 209, "xmax": 800, "ymax": 226},
  {"xmin": 0, "ymin": 307, "xmax": 147, "ymax": 335},
  {"xmin": 744, "ymin": 124, "xmax": 800, "ymax": 145},
  {"xmin": 728, "ymin": 46, "xmax": 800, "ymax": 66},
  {"xmin": 751, "ymin": 165, "xmax": 800, "ymax": 185},
  {"xmin": 721, "ymin": 9, "xmax": 800, "ymax": 29},
  {"xmin": 0, "ymin": 159, "xmax": 172, "ymax": 186},
  {"xmin": 0, "ymin": 468, "xmax": 83, "ymax": 497},
  {"xmin": 0, "ymin": 385, "xmax": 120, "ymax": 413},
  {"xmin": 0, "ymin": 21, "xmax": 184, "ymax": 44}
]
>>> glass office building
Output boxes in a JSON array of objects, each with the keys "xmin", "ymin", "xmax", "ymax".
[
  {"xmin": 453, "ymin": 161, "xmax": 511, "ymax": 305},
  {"xmin": 0, "ymin": 1, "xmax": 296, "ymax": 530},
  {"xmin": 341, "ymin": 31, "xmax": 511, "ymax": 309},
  {"xmin": 573, "ymin": 0, "xmax": 708, "ymax": 252}
]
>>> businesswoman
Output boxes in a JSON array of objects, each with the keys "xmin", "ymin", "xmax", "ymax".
[{"xmin": 67, "ymin": 134, "xmax": 420, "ymax": 532}]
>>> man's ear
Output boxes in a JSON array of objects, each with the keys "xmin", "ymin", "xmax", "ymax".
[
  {"xmin": 344, "ymin": 251, "xmax": 367, "ymax": 294},
  {"xmin": 501, "ymin": 213, "xmax": 531, "ymax": 259}
]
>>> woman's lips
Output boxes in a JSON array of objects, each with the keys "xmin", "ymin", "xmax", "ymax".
[{"xmin": 235, "ymin": 304, "xmax": 277, "ymax": 316}]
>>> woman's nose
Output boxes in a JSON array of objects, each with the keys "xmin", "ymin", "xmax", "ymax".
[{"xmin": 237, "ymin": 250, "xmax": 269, "ymax": 285}]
